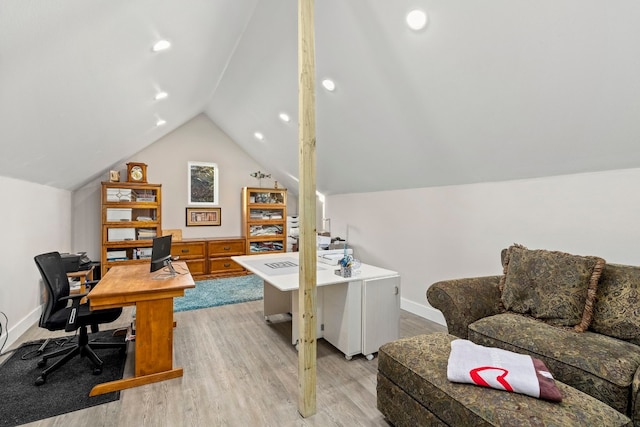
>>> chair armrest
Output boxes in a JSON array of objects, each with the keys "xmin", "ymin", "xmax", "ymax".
[
  {"xmin": 426, "ymin": 275, "xmax": 502, "ymax": 339},
  {"xmin": 84, "ymin": 279, "xmax": 99, "ymax": 291},
  {"xmin": 60, "ymin": 293, "xmax": 88, "ymax": 332},
  {"xmin": 59, "ymin": 293, "xmax": 89, "ymax": 302}
]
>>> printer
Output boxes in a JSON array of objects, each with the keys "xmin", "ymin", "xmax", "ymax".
[{"xmin": 60, "ymin": 252, "xmax": 90, "ymax": 272}]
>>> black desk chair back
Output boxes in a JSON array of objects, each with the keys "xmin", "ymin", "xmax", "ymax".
[{"xmin": 33, "ymin": 252, "xmax": 125, "ymax": 385}]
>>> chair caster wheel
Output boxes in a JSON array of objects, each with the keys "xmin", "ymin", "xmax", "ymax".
[
  {"xmin": 35, "ymin": 375, "xmax": 46, "ymax": 386},
  {"xmin": 37, "ymin": 359, "xmax": 47, "ymax": 368},
  {"xmin": 93, "ymin": 367, "xmax": 102, "ymax": 375}
]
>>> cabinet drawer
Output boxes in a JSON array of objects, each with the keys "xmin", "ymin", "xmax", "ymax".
[
  {"xmin": 184, "ymin": 259, "xmax": 206, "ymax": 276},
  {"xmin": 209, "ymin": 258, "xmax": 244, "ymax": 274},
  {"xmin": 171, "ymin": 242, "xmax": 206, "ymax": 259},
  {"xmin": 208, "ymin": 240, "xmax": 245, "ymax": 256}
]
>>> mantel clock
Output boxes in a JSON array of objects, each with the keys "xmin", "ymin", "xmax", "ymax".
[{"xmin": 126, "ymin": 162, "xmax": 148, "ymax": 183}]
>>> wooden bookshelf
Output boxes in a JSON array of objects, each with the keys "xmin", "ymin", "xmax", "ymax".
[{"xmin": 100, "ymin": 182, "xmax": 162, "ymax": 277}]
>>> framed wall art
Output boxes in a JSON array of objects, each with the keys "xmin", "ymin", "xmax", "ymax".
[
  {"xmin": 188, "ymin": 161, "xmax": 218, "ymax": 205},
  {"xmin": 185, "ymin": 207, "xmax": 221, "ymax": 226}
]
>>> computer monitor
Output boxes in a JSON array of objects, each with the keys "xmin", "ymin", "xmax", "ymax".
[{"xmin": 150, "ymin": 235, "xmax": 176, "ymax": 276}]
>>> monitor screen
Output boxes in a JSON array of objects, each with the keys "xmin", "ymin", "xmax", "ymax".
[{"xmin": 150, "ymin": 235, "xmax": 172, "ymax": 273}]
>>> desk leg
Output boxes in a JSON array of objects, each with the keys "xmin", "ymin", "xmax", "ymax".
[
  {"xmin": 135, "ymin": 298, "xmax": 174, "ymax": 375},
  {"xmin": 291, "ymin": 290, "xmax": 299, "ymax": 346},
  {"xmin": 90, "ymin": 298, "xmax": 183, "ymax": 396},
  {"xmin": 263, "ymin": 281, "xmax": 291, "ymax": 318}
]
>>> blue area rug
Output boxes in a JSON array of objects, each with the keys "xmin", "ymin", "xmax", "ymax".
[{"xmin": 174, "ymin": 274, "xmax": 263, "ymax": 312}]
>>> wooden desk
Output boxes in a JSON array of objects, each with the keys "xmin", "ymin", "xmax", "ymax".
[{"xmin": 87, "ymin": 262, "xmax": 195, "ymax": 396}]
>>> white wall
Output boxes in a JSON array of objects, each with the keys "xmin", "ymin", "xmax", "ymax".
[
  {"xmin": 73, "ymin": 114, "xmax": 298, "ymax": 261},
  {"xmin": 6, "ymin": 121, "xmax": 640, "ymax": 348},
  {"xmin": 326, "ymin": 168, "xmax": 640, "ymax": 325},
  {"xmin": 0, "ymin": 176, "xmax": 71, "ymax": 349}
]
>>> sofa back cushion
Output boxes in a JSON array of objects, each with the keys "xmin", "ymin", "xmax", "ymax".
[
  {"xmin": 500, "ymin": 245, "xmax": 605, "ymax": 332},
  {"xmin": 590, "ymin": 263, "xmax": 640, "ymax": 345}
]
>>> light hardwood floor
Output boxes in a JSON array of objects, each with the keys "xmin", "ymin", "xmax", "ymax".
[{"xmin": 7, "ymin": 300, "xmax": 445, "ymax": 427}]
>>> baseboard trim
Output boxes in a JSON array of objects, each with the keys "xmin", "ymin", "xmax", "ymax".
[
  {"xmin": 1, "ymin": 305, "xmax": 41, "ymax": 351},
  {"xmin": 400, "ymin": 298, "xmax": 445, "ymax": 326}
]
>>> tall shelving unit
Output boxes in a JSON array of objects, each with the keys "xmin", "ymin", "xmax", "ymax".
[
  {"xmin": 241, "ymin": 187, "xmax": 287, "ymax": 254},
  {"xmin": 101, "ymin": 182, "xmax": 162, "ymax": 277}
]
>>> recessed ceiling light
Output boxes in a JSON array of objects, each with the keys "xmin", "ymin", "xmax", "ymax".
[
  {"xmin": 156, "ymin": 118, "xmax": 166, "ymax": 126},
  {"xmin": 154, "ymin": 91, "xmax": 168, "ymax": 100},
  {"xmin": 254, "ymin": 132, "xmax": 264, "ymax": 141},
  {"xmin": 279, "ymin": 112, "xmax": 291, "ymax": 122},
  {"xmin": 406, "ymin": 10, "xmax": 428, "ymax": 31},
  {"xmin": 152, "ymin": 40, "xmax": 171, "ymax": 52},
  {"xmin": 321, "ymin": 79, "xmax": 336, "ymax": 91}
]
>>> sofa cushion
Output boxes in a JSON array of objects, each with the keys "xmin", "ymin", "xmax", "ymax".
[
  {"xmin": 590, "ymin": 263, "xmax": 640, "ymax": 345},
  {"xmin": 378, "ymin": 332, "xmax": 632, "ymax": 427},
  {"xmin": 469, "ymin": 313, "xmax": 640, "ymax": 415},
  {"xmin": 500, "ymin": 245, "xmax": 604, "ymax": 331}
]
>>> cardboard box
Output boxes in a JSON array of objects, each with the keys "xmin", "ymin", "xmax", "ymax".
[
  {"xmin": 106, "ymin": 188, "xmax": 132, "ymax": 202},
  {"xmin": 106, "ymin": 208, "xmax": 132, "ymax": 222},
  {"xmin": 107, "ymin": 228, "xmax": 136, "ymax": 241},
  {"xmin": 138, "ymin": 247, "xmax": 153, "ymax": 259},
  {"xmin": 106, "ymin": 250, "xmax": 127, "ymax": 260}
]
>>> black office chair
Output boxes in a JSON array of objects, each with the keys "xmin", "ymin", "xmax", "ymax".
[{"xmin": 33, "ymin": 252, "xmax": 126, "ymax": 386}]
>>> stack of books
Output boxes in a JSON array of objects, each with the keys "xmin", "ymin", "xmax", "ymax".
[
  {"xmin": 107, "ymin": 250, "xmax": 128, "ymax": 261},
  {"xmin": 137, "ymin": 229, "xmax": 157, "ymax": 240}
]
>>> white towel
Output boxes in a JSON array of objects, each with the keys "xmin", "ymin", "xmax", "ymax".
[{"xmin": 447, "ymin": 339, "xmax": 562, "ymax": 402}]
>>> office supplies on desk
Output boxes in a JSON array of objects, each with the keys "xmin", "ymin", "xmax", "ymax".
[{"xmin": 317, "ymin": 248, "xmax": 353, "ymax": 265}]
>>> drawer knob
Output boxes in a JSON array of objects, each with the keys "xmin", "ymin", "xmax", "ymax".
[
  {"xmin": 224, "ymin": 263, "xmax": 231, "ymax": 267},
  {"xmin": 181, "ymin": 249, "xmax": 189, "ymax": 253},
  {"xmin": 223, "ymin": 246, "xmax": 231, "ymax": 250}
]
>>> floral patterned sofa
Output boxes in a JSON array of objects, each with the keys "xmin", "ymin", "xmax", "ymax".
[{"xmin": 427, "ymin": 245, "xmax": 640, "ymax": 426}]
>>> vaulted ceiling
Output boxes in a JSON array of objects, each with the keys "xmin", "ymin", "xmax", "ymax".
[{"xmin": 2, "ymin": 1, "xmax": 640, "ymax": 195}]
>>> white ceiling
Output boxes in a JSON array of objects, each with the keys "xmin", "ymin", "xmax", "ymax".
[{"xmin": 2, "ymin": 1, "xmax": 640, "ymax": 195}]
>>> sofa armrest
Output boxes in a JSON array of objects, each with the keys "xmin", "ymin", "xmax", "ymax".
[
  {"xmin": 426, "ymin": 275, "xmax": 502, "ymax": 339},
  {"xmin": 632, "ymin": 367, "xmax": 640, "ymax": 426}
]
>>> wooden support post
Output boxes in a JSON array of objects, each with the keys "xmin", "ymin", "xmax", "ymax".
[{"xmin": 297, "ymin": 0, "xmax": 317, "ymax": 418}]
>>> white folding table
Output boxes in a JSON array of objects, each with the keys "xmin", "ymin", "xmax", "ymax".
[{"xmin": 232, "ymin": 252, "xmax": 401, "ymax": 360}]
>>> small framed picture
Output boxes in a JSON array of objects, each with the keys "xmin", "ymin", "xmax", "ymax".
[
  {"xmin": 109, "ymin": 170, "xmax": 120, "ymax": 182},
  {"xmin": 185, "ymin": 207, "xmax": 221, "ymax": 226}
]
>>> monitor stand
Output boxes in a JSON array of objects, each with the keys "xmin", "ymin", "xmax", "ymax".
[
  {"xmin": 153, "ymin": 259, "xmax": 178, "ymax": 280},
  {"xmin": 164, "ymin": 259, "xmax": 178, "ymax": 276}
]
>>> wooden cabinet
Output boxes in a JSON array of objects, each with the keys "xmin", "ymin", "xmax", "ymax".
[
  {"xmin": 171, "ymin": 240, "xmax": 206, "ymax": 277},
  {"xmin": 101, "ymin": 182, "xmax": 162, "ymax": 277},
  {"xmin": 241, "ymin": 187, "xmax": 287, "ymax": 254},
  {"xmin": 170, "ymin": 237, "xmax": 246, "ymax": 280},
  {"xmin": 208, "ymin": 238, "xmax": 246, "ymax": 276}
]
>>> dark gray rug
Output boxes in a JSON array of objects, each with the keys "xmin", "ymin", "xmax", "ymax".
[
  {"xmin": 0, "ymin": 330, "xmax": 126, "ymax": 427},
  {"xmin": 173, "ymin": 274, "xmax": 263, "ymax": 312}
]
